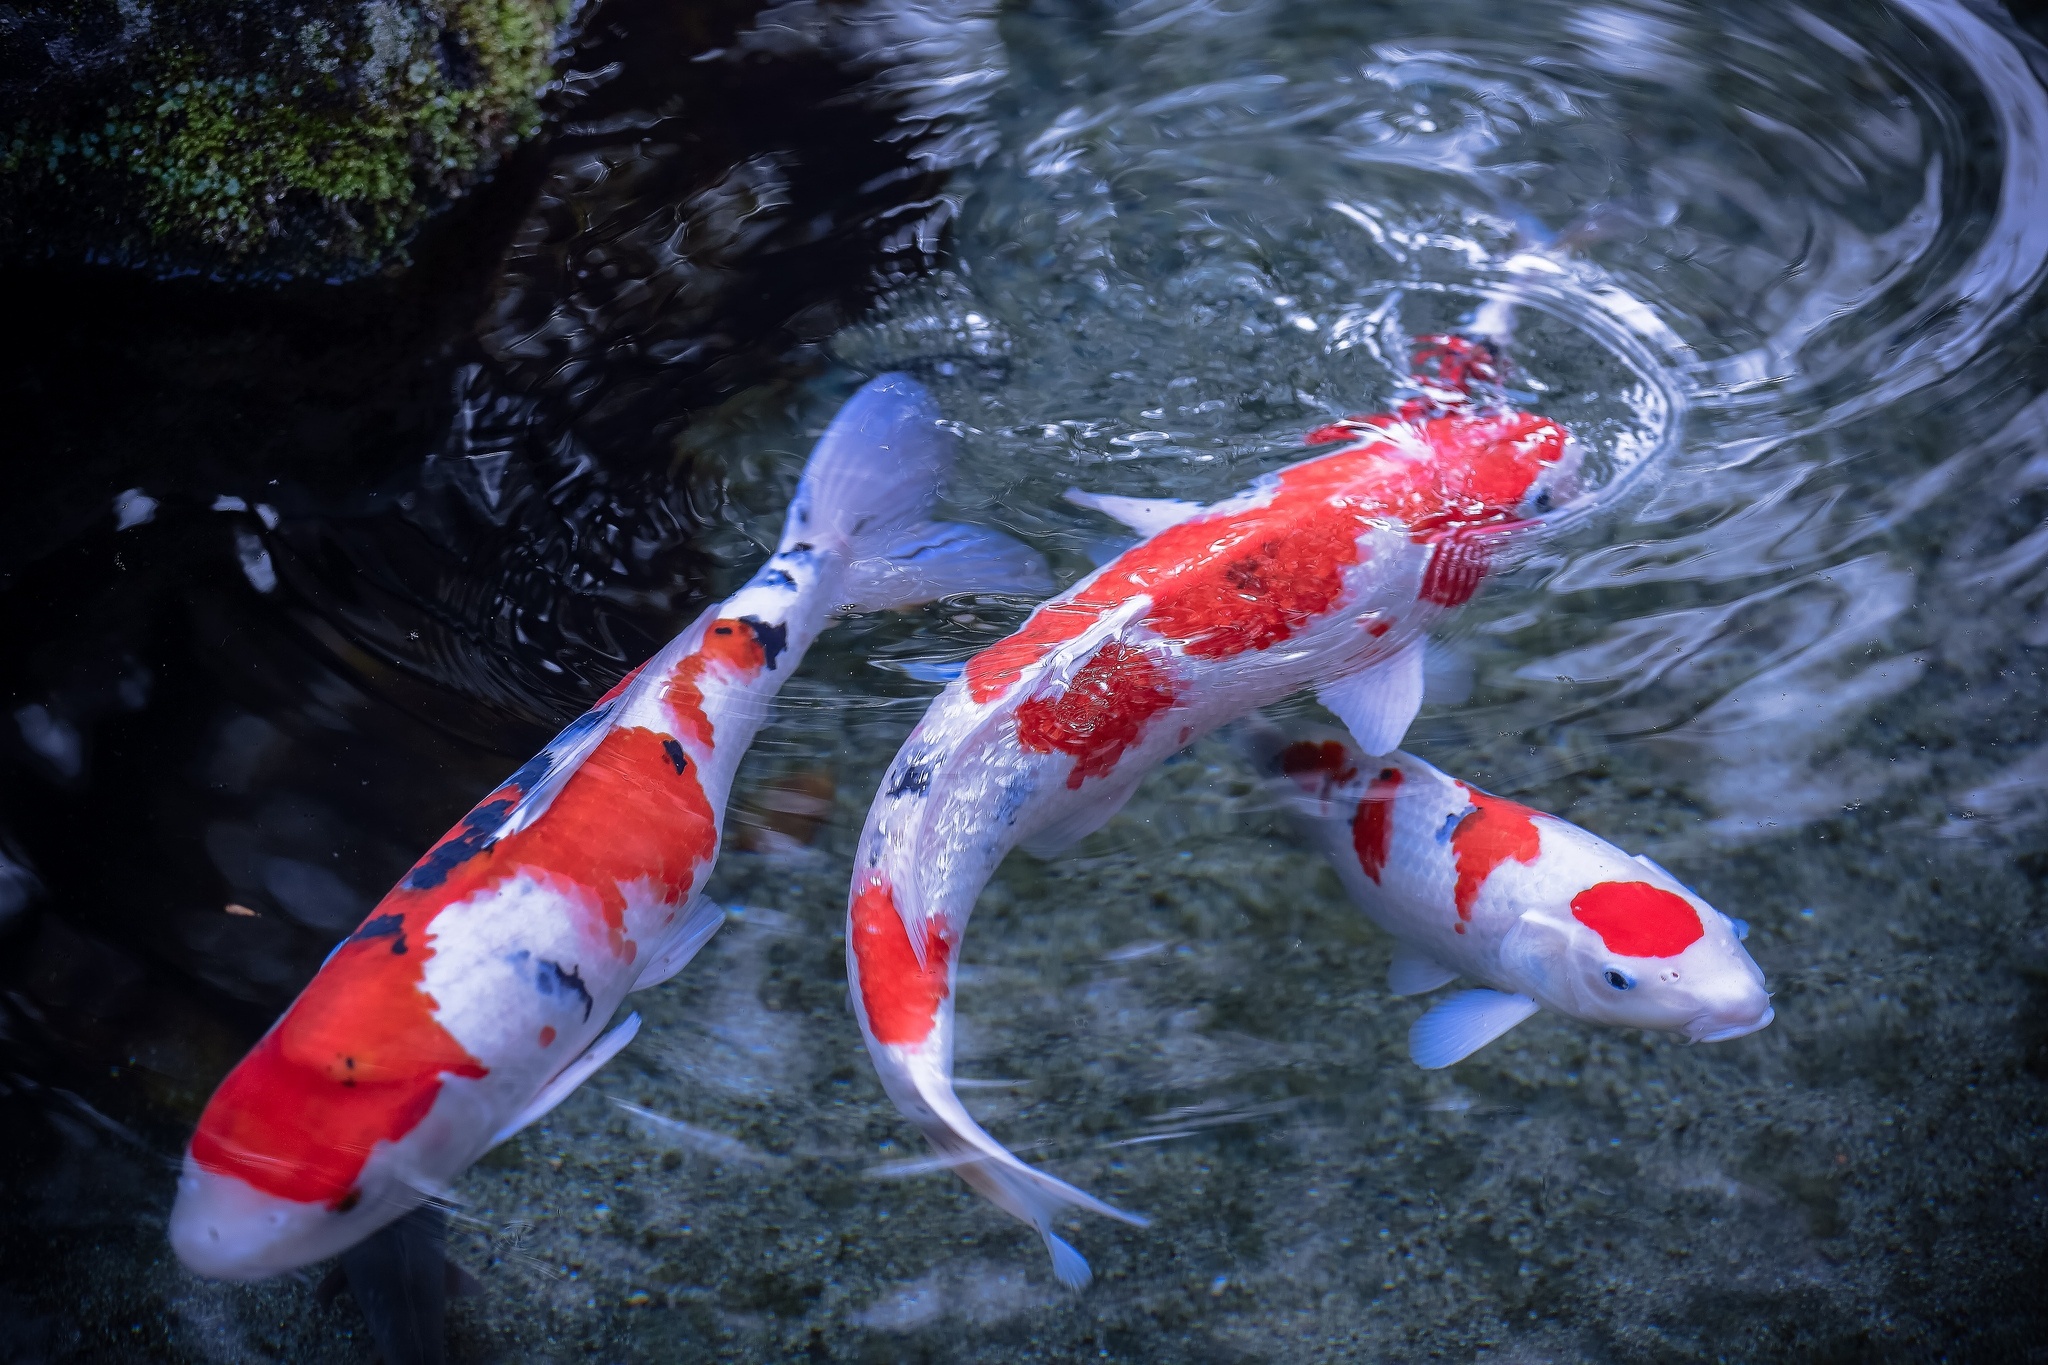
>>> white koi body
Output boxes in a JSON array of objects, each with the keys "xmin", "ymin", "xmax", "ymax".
[
  {"xmin": 845, "ymin": 339, "xmax": 1574, "ymax": 1285},
  {"xmin": 1249, "ymin": 725, "xmax": 1773, "ymax": 1068},
  {"xmin": 170, "ymin": 375, "xmax": 1049, "ymax": 1280}
]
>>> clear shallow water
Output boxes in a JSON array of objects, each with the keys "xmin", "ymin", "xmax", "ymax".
[{"xmin": 3, "ymin": 1, "xmax": 2047, "ymax": 1361}]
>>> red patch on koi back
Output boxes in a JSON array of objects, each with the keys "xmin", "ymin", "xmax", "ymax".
[
  {"xmin": 1571, "ymin": 881, "xmax": 1703, "ymax": 958},
  {"xmin": 1015, "ymin": 642, "xmax": 1176, "ymax": 788},
  {"xmin": 1145, "ymin": 518, "xmax": 1362, "ymax": 657},
  {"xmin": 190, "ymin": 724, "xmax": 720, "ymax": 1207},
  {"xmin": 662, "ymin": 619, "xmax": 770, "ymax": 747},
  {"xmin": 850, "ymin": 879, "xmax": 952, "ymax": 1046},
  {"xmin": 1351, "ymin": 767, "xmax": 1404, "ymax": 884},
  {"xmin": 1449, "ymin": 786, "xmax": 1543, "ymax": 928},
  {"xmin": 963, "ymin": 403, "xmax": 1563, "ymax": 701},
  {"xmin": 965, "ymin": 603, "xmax": 1100, "ymax": 704}
]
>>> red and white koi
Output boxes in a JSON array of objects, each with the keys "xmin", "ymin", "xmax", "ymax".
[
  {"xmin": 1248, "ymin": 724, "xmax": 1772, "ymax": 1068},
  {"xmin": 845, "ymin": 338, "xmax": 1573, "ymax": 1286},
  {"xmin": 169, "ymin": 375, "xmax": 1050, "ymax": 1280}
]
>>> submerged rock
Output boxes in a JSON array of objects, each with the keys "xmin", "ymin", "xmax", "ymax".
[{"xmin": 0, "ymin": 0, "xmax": 568, "ymax": 275}]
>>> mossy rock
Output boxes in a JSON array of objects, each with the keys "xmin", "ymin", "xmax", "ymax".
[{"xmin": 0, "ymin": 0, "xmax": 567, "ymax": 276}]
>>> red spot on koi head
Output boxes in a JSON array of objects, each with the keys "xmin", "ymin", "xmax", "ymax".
[
  {"xmin": 1448, "ymin": 786, "xmax": 1544, "ymax": 928},
  {"xmin": 1411, "ymin": 334, "xmax": 1500, "ymax": 393},
  {"xmin": 538, "ymin": 1026, "xmax": 556, "ymax": 1048},
  {"xmin": 189, "ymin": 925, "xmax": 487, "ymax": 1209},
  {"xmin": 1571, "ymin": 881, "xmax": 1704, "ymax": 958},
  {"xmin": 1351, "ymin": 767, "xmax": 1404, "ymax": 884},
  {"xmin": 189, "ymin": 723, "xmax": 721, "ymax": 1209},
  {"xmin": 850, "ymin": 879, "xmax": 952, "ymax": 1047},
  {"xmin": 1015, "ymin": 642, "xmax": 1176, "ymax": 788}
]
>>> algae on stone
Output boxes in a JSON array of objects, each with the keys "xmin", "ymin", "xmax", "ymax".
[{"xmin": 0, "ymin": 0, "xmax": 567, "ymax": 274}]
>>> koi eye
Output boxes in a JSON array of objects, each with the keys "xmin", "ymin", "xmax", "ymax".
[{"xmin": 1603, "ymin": 969, "xmax": 1633, "ymax": 990}]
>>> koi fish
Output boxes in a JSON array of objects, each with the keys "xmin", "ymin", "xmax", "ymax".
[
  {"xmin": 1247, "ymin": 723, "xmax": 1773, "ymax": 1067},
  {"xmin": 169, "ymin": 374, "xmax": 1051, "ymax": 1281},
  {"xmin": 845, "ymin": 338, "xmax": 1573, "ymax": 1286}
]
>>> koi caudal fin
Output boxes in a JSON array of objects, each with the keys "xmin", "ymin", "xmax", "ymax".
[
  {"xmin": 886, "ymin": 1051, "xmax": 1147, "ymax": 1290},
  {"xmin": 781, "ymin": 373, "xmax": 1053, "ymax": 612}
]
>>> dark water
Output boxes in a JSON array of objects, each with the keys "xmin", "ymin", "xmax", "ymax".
[{"xmin": 4, "ymin": 1, "xmax": 2047, "ymax": 1361}]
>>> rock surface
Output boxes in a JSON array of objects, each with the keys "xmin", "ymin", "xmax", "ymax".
[{"xmin": 0, "ymin": 0, "xmax": 567, "ymax": 275}]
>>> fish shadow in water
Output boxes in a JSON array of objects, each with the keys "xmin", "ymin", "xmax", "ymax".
[{"xmin": 315, "ymin": 1204, "xmax": 481, "ymax": 1365}]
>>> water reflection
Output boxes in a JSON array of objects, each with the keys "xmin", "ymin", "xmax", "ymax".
[{"xmin": 3, "ymin": 0, "xmax": 2048, "ymax": 1359}]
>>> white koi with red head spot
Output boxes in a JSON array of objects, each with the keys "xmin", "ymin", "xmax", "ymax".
[
  {"xmin": 1248, "ymin": 724, "xmax": 1772, "ymax": 1068},
  {"xmin": 169, "ymin": 375, "xmax": 1050, "ymax": 1281},
  {"xmin": 846, "ymin": 339, "xmax": 1574, "ymax": 1287}
]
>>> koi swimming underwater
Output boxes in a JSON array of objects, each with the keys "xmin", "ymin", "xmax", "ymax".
[
  {"xmin": 843, "ymin": 338, "xmax": 1610, "ymax": 1285},
  {"xmin": 169, "ymin": 374, "xmax": 1051, "ymax": 1285},
  {"xmin": 1245, "ymin": 721, "xmax": 1772, "ymax": 1068}
]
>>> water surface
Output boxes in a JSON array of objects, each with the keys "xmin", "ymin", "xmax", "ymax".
[{"xmin": 3, "ymin": 0, "xmax": 2046, "ymax": 1360}]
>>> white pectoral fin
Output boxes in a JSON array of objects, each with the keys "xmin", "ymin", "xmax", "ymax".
[
  {"xmin": 487, "ymin": 1013, "xmax": 642, "ymax": 1149},
  {"xmin": 1063, "ymin": 488, "xmax": 1207, "ymax": 537},
  {"xmin": 1386, "ymin": 945, "xmax": 1460, "ymax": 997},
  {"xmin": 1318, "ymin": 641, "xmax": 1425, "ymax": 757},
  {"xmin": 629, "ymin": 894, "xmax": 726, "ymax": 992},
  {"xmin": 841, "ymin": 520, "xmax": 1055, "ymax": 613},
  {"xmin": 1408, "ymin": 990, "xmax": 1539, "ymax": 1069}
]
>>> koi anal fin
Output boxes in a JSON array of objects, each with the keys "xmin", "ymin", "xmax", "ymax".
[
  {"xmin": 488, "ymin": 1012, "xmax": 642, "ymax": 1149},
  {"xmin": 630, "ymin": 895, "xmax": 726, "ymax": 992},
  {"xmin": 1409, "ymin": 989, "xmax": 1538, "ymax": 1069},
  {"xmin": 1319, "ymin": 640, "xmax": 1424, "ymax": 757}
]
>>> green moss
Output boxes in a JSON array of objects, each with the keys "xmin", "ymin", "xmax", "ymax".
[{"xmin": 2, "ymin": 0, "xmax": 567, "ymax": 272}]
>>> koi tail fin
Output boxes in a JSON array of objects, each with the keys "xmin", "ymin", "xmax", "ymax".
[
  {"xmin": 784, "ymin": 373, "xmax": 1053, "ymax": 612},
  {"xmin": 890, "ymin": 1051, "xmax": 1146, "ymax": 1290}
]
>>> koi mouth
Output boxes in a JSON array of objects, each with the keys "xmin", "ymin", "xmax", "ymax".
[{"xmin": 1688, "ymin": 1006, "xmax": 1774, "ymax": 1043}]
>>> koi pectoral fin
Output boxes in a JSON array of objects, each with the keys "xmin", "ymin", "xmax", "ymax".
[
  {"xmin": 488, "ymin": 1013, "xmax": 641, "ymax": 1149},
  {"xmin": 1409, "ymin": 989, "xmax": 1540, "ymax": 1069},
  {"xmin": 1062, "ymin": 488, "xmax": 1207, "ymax": 537},
  {"xmin": 1387, "ymin": 945, "xmax": 1459, "ymax": 997},
  {"xmin": 1318, "ymin": 641, "xmax": 1425, "ymax": 757},
  {"xmin": 629, "ymin": 894, "xmax": 726, "ymax": 993}
]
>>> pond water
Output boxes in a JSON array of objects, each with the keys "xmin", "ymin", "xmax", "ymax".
[{"xmin": 3, "ymin": 0, "xmax": 2046, "ymax": 1361}]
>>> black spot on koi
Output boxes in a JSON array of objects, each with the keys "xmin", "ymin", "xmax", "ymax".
[
  {"xmin": 739, "ymin": 616, "xmax": 789, "ymax": 671},
  {"xmin": 887, "ymin": 754, "xmax": 936, "ymax": 799},
  {"xmin": 403, "ymin": 797, "xmax": 512, "ymax": 890},
  {"xmin": 349, "ymin": 913, "xmax": 408, "ymax": 955},
  {"xmin": 533, "ymin": 957, "xmax": 593, "ymax": 1022},
  {"xmin": 662, "ymin": 738, "xmax": 690, "ymax": 775},
  {"xmin": 760, "ymin": 568, "xmax": 797, "ymax": 590}
]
